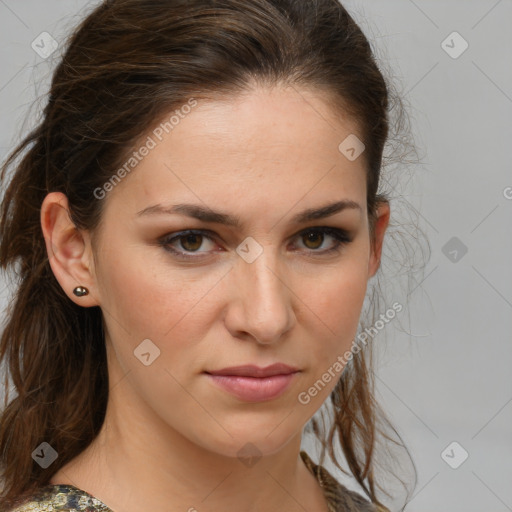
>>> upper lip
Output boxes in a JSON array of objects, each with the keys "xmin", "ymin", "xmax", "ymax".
[{"xmin": 206, "ymin": 363, "xmax": 299, "ymax": 378}]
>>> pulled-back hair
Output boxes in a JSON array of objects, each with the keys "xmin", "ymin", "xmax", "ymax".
[{"xmin": 0, "ymin": 1, "xmax": 420, "ymax": 510}]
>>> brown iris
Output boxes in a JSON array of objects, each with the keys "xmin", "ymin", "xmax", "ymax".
[
  {"xmin": 180, "ymin": 233, "xmax": 203, "ymax": 252},
  {"xmin": 302, "ymin": 231, "xmax": 324, "ymax": 250}
]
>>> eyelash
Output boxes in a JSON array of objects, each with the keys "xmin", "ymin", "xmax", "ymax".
[{"xmin": 158, "ymin": 227, "xmax": 352, "ymax": 261}]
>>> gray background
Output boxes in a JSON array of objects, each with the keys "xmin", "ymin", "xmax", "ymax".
[{"xmin": 0, "ymin": 1, "xmax": 511, "ymax": 511}]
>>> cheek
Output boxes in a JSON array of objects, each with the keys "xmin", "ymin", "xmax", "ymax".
[
  {"xmin": 305, "ymin": 260, "xmax": 369, "ymax": 337},
  {"xmin": 95, "ymin": 244, "xmax": 218, "ymax": 425},
  {"xmin": 95, "ymin": 241, "xmax": 227, "ymax": 354},
  {"xmin": 293, "ymin": 260, "xmax": 369, "ymax": 408},
  {"xmin": 310, "ymin": 276, "xmax": 366, "ymax": 327},
  {"xmin": 299, "ymin": 258, "xmax": 369, "ymax": 378}
]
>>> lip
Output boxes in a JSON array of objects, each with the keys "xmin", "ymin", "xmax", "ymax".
[
  {"xmin": 207, "ymin": 363, "xmax": 299, "ymax": 378},
  {"xmin": 204, "ymin": 364, "xmax": 300, "ymax": 402}
]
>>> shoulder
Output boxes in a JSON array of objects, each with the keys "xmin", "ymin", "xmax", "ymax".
[
  {"xmin": 6, "ymin": 484, "xmax": 113, "ymax": 512},
  {"xmin": 300, "ymin": 450, "xmax": 381, "ymax": 512}
]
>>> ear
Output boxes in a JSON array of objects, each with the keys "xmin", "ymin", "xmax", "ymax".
[
  {"xmin": 367, "ymin": 201, "xmax": 390, "ymax": 278},
  {"xmin": 40, "ymin": 192, "xmax": 99, "ymax": 307}
]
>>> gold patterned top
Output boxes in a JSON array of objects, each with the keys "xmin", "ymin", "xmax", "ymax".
[{"xmin": 8, "ymin": 451, "xmax": 378, "ymax": 512}]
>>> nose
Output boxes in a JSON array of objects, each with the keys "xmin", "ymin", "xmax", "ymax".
[{"xmin": 224, "ymin": 247, "xmax": 295, "ymax": 345}]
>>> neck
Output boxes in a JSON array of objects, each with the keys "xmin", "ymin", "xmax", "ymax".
[{"xmin": 50, "ymin": 352, "xmax": 329, "ymax": 512}]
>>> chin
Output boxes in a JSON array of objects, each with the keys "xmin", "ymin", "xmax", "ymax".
[{"xmin": 192, "ymin": 419, "xmax": 301, "ymax": 461}]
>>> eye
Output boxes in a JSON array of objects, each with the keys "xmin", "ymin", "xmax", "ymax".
[
  {"xmin": 294, "ymin": 227, "xmax": 351, "ymax": 253},
  {"xmin": 158, "ymin": 227, "xmax": 352, "ymax": 261},
  {"xmin": 160, "ymin": 230, "xmax": 218, "ymax": 259}
]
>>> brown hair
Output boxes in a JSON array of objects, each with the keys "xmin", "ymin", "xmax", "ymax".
[{"xmin": 0, "ymin": 0, "xmax": 421, "ymax": 510}]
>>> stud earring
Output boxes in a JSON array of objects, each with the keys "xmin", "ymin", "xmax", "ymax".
[{"xmin": 73, "ymin": 286, "xmax": 89, "ymax": 297}]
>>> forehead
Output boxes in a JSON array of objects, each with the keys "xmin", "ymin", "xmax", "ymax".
[
  {"xmin": 165, "ymin": 85, "xmax": 362, "ymax": 166},
  {"xmin": 104, "ymin": 85, "xmax": 367, "ymax": 219}
]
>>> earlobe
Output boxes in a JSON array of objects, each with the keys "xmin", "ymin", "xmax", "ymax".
[
  {"xmin": 73, "ymin": 286, "xmax": 90, "ymax": 297},
  {"xmin": 40, "ymin": 192, "xmax": 98, "ymax": 307},
  {"xmin": 368, "ymin": 201, "xmax": 391, "ymax": 278}
]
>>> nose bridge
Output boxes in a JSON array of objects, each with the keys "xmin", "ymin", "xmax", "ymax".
[{"xmin": 234, "ymin": 241, "xmax": 292, "ymax": 342}]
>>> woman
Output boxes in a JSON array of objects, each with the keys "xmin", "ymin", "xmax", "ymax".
[{"xmin": 0, "ymin": 0, "xmax": 418, "ymax": 511}]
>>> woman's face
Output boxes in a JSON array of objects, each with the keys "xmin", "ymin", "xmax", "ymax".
[{"xmin": 88, "ymin": 85, "xmax": 388, "ymax": 458}]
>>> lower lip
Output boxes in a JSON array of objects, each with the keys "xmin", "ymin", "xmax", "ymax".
[{"xmin": 205, "ymin": 372, "xmax": 298, "ymax": 402}]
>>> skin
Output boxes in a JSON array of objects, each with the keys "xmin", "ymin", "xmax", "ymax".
[{"xmin": 41, "ymin": 84, "xmax": 390, "ymax": 512}]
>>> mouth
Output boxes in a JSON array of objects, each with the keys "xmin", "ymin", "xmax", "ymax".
[{"xmin": 204, "ymin": 363, "xmax": 300, "ymax": 402}]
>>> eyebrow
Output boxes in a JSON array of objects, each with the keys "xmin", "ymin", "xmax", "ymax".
[{"xmin": 136, "ymin": 199, "xmax": 362, "ymax": 228}]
